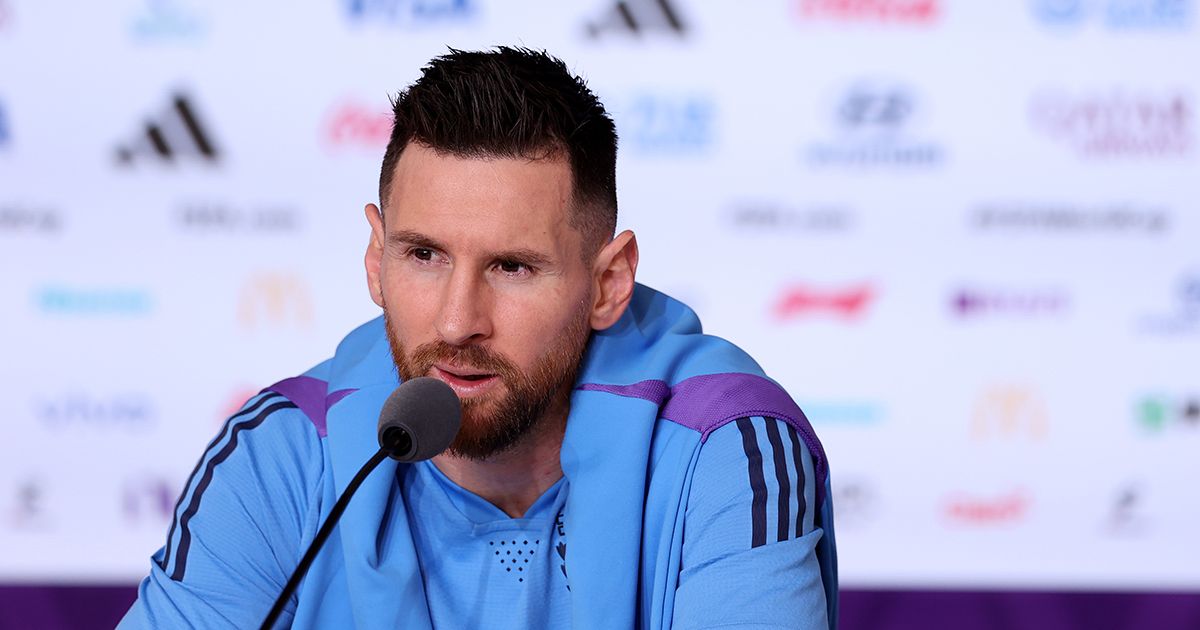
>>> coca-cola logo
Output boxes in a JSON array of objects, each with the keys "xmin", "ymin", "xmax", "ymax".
[
  {"xmin": 323, "ymin": 100, "xmax": 392, "ymax": 150},
  {"xmin": 794, "ymin": 0, "xmax": 940, "ymax": 23}
]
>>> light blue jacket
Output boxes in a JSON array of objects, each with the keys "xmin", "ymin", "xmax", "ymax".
[{"xmin": 121, "ymin": 285, "xmax": 837, "ymax": 629}]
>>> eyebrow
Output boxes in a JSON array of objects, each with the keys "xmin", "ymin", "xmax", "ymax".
[
  {"xmin": 388, "ymin": 229, "xmax": 555, "ymax": 267},
  {"xmin": 388, "ymin": 229, "xmax": 444, "ymax": 251}
]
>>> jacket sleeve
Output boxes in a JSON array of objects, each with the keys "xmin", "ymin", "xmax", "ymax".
[
  {"xmin": 117, "ymin": 391, "xmax": 326, "ymax": 629},
  {"xmin": 672, "ymin": 416, "xmax": 831, "ymax": 630}
]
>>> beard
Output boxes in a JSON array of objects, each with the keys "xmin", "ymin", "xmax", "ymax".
[{"xmin": 384, "ymin": 303, "xmax": 591, "ymax": 461}]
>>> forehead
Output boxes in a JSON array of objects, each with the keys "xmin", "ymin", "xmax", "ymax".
[{"xmin": 384, "ymin": 144, "xmax": 578, "ymax": 253}]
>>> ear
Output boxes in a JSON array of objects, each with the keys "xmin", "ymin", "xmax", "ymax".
[
  {"xmin": 590, "ymin": 230, "xmax": 639, "ymax": 330},
  {"xmin": 364, "ymin": 203, "xmax": 386, "ymax": 308}
]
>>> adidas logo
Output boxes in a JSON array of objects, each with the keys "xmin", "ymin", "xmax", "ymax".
[
  {"xmin": 116, "ymin": 92, "xmax": 220, "ymax": 165},
  {"xmin": 585, "ymin": 0, "xmax": 687, "ymax": 37}
]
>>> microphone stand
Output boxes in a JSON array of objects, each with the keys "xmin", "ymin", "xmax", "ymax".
[{"xmin": 260, "ymin": 428, "xmax": 412, "ymax": 630}]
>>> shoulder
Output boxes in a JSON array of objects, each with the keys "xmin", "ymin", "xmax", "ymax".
[
  {"xmin": 207, "ymin": 388, "xmax": 328, "ymax": 465},
  {"xmin": 156, "ymin": 390, "xmax": 327, "ymax": 582},
  {"xmin": 123, "ymin": 390, "xmax": 331, "ymax": 627},
  {"xmin": 686, "ymin": 416, "xmax": 821, "ymax": 549}
]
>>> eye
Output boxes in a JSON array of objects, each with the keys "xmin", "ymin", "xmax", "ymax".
[
  {"xmin": 410, "ymin": 247, "xmax": 435, "ymax": 262},
  {"xmin": 496, "ymin": 260, "xmax": 530, "ymax": 275}
]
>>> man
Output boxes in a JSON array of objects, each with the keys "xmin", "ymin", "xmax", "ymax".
[{"xmin": 120, "ymin": 47, "xmax": 837, "ymax": 629}]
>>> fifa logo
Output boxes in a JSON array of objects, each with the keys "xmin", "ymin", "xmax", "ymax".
[
  {"xmin": 970, "ymin": 386, "xmax": 1048, "ymax": 439},
  {"xmin": 237, "ymin": 273, "xmax": 313, "ymax": 330}
]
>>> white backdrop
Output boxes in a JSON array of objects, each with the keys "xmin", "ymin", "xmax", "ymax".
[{"xmin": 1, "ymin": 0, "xmax": 1198, "ymax": 590}]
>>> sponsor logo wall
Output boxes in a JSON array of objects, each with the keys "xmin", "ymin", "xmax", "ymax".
[{"xmin": 1, "ymin": 1, "xmax": 1197, "ymax": 592}]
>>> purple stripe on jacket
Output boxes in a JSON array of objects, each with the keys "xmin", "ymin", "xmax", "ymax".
[
  {"xmin": 265, "ymin": 376, "xmax": 356, "ymax": 438},
  {"xmin": 577, "ymin": 372, "xmax": 828, "ymax": 507}
]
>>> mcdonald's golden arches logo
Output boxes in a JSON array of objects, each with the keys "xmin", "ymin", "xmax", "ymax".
[
  {"xmin": 970, "ymin": 386, "xmax": 1048, "ymax": 440},
  {"xmin": 237, "ymin": 272, "xmax": 313, "ymax": 330}
]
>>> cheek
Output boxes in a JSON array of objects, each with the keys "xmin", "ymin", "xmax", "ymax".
[
  {"xmin": 381, "ymin": 274, "xmax": 438, "ymax": 337},
  {"xmin": 496, "ymin": 289, "xmax": 587, "ymax": 354}
]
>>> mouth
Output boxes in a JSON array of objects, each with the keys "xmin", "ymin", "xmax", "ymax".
[{"xmin": 431, "ymin": 364, "xmax": 500, "ymax": 397}]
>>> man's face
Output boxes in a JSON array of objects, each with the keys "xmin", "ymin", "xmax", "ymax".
[{"xmin": 366, "ymin": 143, "xmax": 595, "ymax": 460}]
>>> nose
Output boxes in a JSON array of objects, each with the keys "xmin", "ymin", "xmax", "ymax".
[{"xmin": 435, "ymin": 265, "xmax": 492, "ymax": 347}]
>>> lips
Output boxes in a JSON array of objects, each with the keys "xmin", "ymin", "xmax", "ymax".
[{"xmin": 431, "ymin": 364, "xmax": 500, "ymax": 397}]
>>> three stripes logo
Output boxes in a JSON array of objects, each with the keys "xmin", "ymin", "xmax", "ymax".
[
  {"xmin": 115, "ymin": 92, "xmax": 220, "ymax": 166},
  {"xmin": 735, "ymin": 417, "xmax": 812, "ymax": 549},
  {"xmin": 585, "ymin": 0, "xmax": 687, "ymax": 38}
]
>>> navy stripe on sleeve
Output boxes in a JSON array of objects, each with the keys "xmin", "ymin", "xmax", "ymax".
[
  {"xmin": 785, "ymin": 421, "xmax": 808, "ymax": 539},
  {"xmin": 160, "ymin": 392, "xmax": 280, "ymax": 572},
  {"xmin": 169, "ymin": 397, "xmax": 298, "ymax": 581},
  {"xmin": 735, "ymin": 417, "xmax": 769, "ymax": 548},
  {"xmin": 763, "ymin": 417, "xmax": 792, "ymax": 544}
]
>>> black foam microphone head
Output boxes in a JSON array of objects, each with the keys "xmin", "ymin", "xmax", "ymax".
[{"xmin": 376, "ymin": 377, "xmax": 462, "ymax": 462}]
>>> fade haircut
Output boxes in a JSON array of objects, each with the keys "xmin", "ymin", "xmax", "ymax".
[{"xmin": 379, "ymin": 47, "xmax": 619, "ymax": 257}]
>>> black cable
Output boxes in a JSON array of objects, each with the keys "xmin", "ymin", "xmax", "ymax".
[{"xmin": 260, "ymin": 447, "xmax": 391, "ymax": 630}]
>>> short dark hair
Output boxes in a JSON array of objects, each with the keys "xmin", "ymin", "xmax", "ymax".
[{"xmin": 379, "ymin": 47, "xmax": 619, "ymax": 255}]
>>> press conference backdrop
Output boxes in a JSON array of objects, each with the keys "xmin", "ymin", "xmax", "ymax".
[{"xmin": 1, "ymin": 0, "xmax": 1197, "ymax": 606}]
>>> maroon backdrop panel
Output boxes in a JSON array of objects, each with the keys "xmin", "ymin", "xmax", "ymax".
[{"xmin": 2, "ymin": 585, "xmax": 1199, "ymax": 629}]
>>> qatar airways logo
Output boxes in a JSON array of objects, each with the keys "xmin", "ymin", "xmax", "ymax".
[
  {"xmin": 772, "ymin": 283, "xmax": 874, "ymax": 321},
  {"xmin": 1030, "ymin": 89, "xmax": 1193, "ymax": 157},
  {"xmin": 323, "ymin": 100, "xmax": 392, "ymax": 151},
  {"xmin": 793, "ymin": 0, "xmax": 940, "ymax": 23},
  {"xmin": 943, "ymin": 488, "xmax": 1030, "ymax": 525}
]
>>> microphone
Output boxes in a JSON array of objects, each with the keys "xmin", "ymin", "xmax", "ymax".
[
  {"xmin": 378, "ymin": 376, "xmax": 463, "ymax": 462},
  {"xmin": 261, "ymin": 377, "xmax": 461, "ymax": 630}
]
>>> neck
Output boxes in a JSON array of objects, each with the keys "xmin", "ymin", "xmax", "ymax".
[{"xmin": 431, "ymin": 398, "xmax": 568, "ymax": 518}]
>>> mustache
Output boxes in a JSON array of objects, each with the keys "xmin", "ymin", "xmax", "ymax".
[{"xmin": 408, "ymin": 341, "xmax": 519, "ymax": 380}]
